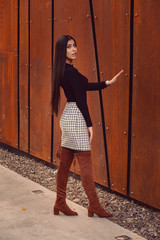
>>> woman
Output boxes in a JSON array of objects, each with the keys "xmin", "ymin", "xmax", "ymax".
[{"xmin": 51, "ymin": 35, "xmax": 123, "ymax": 217}]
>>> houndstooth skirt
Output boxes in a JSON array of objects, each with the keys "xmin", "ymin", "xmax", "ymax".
[{"xmin": 60, "ymin": 102, "xmax": 91, "ymax": 151}]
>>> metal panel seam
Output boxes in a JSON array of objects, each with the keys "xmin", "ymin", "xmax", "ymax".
[
  {"xmin": 127, "ymin": 0, "xmax": 134, "ymax": 196},
  {"xmin": 51, "ymin": 0, "xmax": 54, "ymax": 164},
  {"xmin": 28, "ymin": 0, "xmax": 31, "ymax": 154},
  {"xmin": 17, "ymin": 0, "xmax": 20, "ymax": 149}
]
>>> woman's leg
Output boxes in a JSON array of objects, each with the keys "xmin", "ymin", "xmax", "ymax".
[
  {"xmin": 54, "ymin": 147, "xmax": 78, "ymax": 216},
  {"xmin": 75, "ymin": 151, "xmax": 112, "ymax": 218}
]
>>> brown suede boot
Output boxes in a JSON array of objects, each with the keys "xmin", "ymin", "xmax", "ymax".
[
  {"xmin": 75, "ymin": 151, "xmax": 112, "ymax": 218},
  {"xmin": 54, "ymin": 147, "xmax": 78, "ymax": 216}
]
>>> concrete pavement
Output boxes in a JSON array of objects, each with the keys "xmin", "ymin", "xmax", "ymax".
[{"xmin": 0, "ymin": 164, "xmax": 146, "ymax": 240}]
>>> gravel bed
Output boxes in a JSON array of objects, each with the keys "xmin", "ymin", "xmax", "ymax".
[{"xmin": 0, "ymin": 147, "xmax": 160, "ymax": 240}]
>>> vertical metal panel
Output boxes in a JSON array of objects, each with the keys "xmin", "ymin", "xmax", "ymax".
[
  {"xmin": 53, "ymin": 0, "xmax": 109, "ymax": 186},
  {"xmin": 130, "ymin": 0, "xmax": 160, "ymax": 209},
  {"xmin": 19, "ymin": 0, "xmax": 29, "ymax": 152},
  {"xmin": 0, "ymin": 0, "xmax": 18, "ymax": 148},
  {"xmin": 30, "ymin": 0, "xmax": 52, "ymax": 162},
  {"xmin": 92, "ymin": 0, "xmax": 131, "ymax": 194}
]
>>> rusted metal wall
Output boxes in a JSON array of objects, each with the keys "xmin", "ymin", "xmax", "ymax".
[
  {"xmin": 29, "ymin": 0, "xmax": 52, "ymax": 161},
  {"xmin": 92, "ymin": 0, "xmax": 131, "ymax": 194},
  {"xmin": 129, "ymin": 0, "xmax": 160, "ymax": 209},
  {"xmin": 0, "ymin": 0, "xmax": 18, "ymax": 148},
  {"xmin": 0, "ymin": 0, "xmax": 160, "ymax": 209}
]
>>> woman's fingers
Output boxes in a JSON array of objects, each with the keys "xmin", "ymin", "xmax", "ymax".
[
  {"xmin": 110, "ymin": 70, "xmax": 124, "ymax": 84},
  {"xmin": 115, "ymin": 70, "xmax": 124, "ymax": 78}
]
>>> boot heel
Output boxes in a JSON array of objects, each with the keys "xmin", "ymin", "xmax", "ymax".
[
  {"xmin": 88, "ymin": 210, "xmax": 94, "ymax": 217},
  {"xmin": 54, "ymin": 207, "xmax": 59, "ymax": 215}
]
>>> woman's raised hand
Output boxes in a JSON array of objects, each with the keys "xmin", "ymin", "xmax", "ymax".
[{"xmin": 105, "ymin": 70, "xmax": 124, "ymax": 86}]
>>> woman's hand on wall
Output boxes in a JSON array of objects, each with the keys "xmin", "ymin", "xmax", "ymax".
[{"xmin": 105, "ymin": 70, "xmax": 124, "ymax": 86}]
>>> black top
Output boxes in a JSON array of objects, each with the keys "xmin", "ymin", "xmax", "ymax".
[{"xmin": 61, "ymin": 63, "xmax": 107, "ymax": 127}]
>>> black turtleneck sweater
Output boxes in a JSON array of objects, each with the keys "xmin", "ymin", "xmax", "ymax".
[{"xmin": 61, "ymin": 63, "xmax": 107, "ymax": 127}]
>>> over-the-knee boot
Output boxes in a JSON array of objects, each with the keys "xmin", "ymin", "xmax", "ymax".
[
  {"xmin": 54, "ymin": 147, "xmax": 78, "ymax": 216},
  {"xmin": 75, "ymin": 151, "xmax": 112, "ymax": 218}
]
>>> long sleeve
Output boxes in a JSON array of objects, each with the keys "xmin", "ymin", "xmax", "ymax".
[
  {"xmin": 87, "ymin": 81, "xmax": 107, "ymax": 91},
  {"xmin": 67, "ymin": 69, "xmax": 93, "ymax": 127}
]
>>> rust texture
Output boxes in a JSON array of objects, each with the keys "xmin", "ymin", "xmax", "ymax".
[
  {"xmin": 0, "ymin": 0, "xmax": 18, "ymax": 148},
  {"xmin": 92, "ymin": 0, "xmax": 131, "ymax": 194},
  {"xmin": 130, "ymin": 0, "xmax": 160, "ymax": 209},
  {"xmin": 29, "ymin": 0, "xmax": 52, "ymax": 162}
]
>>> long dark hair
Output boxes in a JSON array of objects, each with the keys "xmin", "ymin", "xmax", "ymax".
[{"xmin": 51, "ymin": 35, "xmax": 76, "ymax": 115}]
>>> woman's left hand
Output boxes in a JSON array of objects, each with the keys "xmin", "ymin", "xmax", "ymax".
[{"xmin": 106, "ymin": 70, "xmax": 124, "ymax": 86}]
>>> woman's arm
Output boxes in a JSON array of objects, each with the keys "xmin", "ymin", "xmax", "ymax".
[
  {"xmin": 105, "ymin": 70, "xmax": 124, "ymax": 86},
  {"xmin": 87, "ymin": 70, "xmax": 124, "ymax": 90},
  {"xmin": 87, "ymin": 81, "xmax": 107, "ymax": 91}
]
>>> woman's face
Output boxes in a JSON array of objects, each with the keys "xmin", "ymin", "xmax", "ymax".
[{"xmin": 66, "ymin": 39, "xmax": 77, "ymax": 63}]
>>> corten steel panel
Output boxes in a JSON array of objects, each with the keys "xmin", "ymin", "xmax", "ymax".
[
  {"xmin": 0, "ymin": 0, "xmax": 18, "ymax": 148},
  {"xmin": 30, "ymin": 0, "xmax": 52, "ymax": 162},
  {"xmin": 0, "ymin": 0, "xmax": 18, "ymax": 52},
  {"xmin": 19, "ymin": 0, "xmax": 29, "ymax": 152},
  {"xmin": 92, "ymin": 0, "xmax": 130, "ymax": 194},
  {"xmin": 53, "ymin": 0, "xmax": 109, "ymax": 187},
  {"xmin": 130, "ymin": 0, "xmax": 160, "ymax": 209}
]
